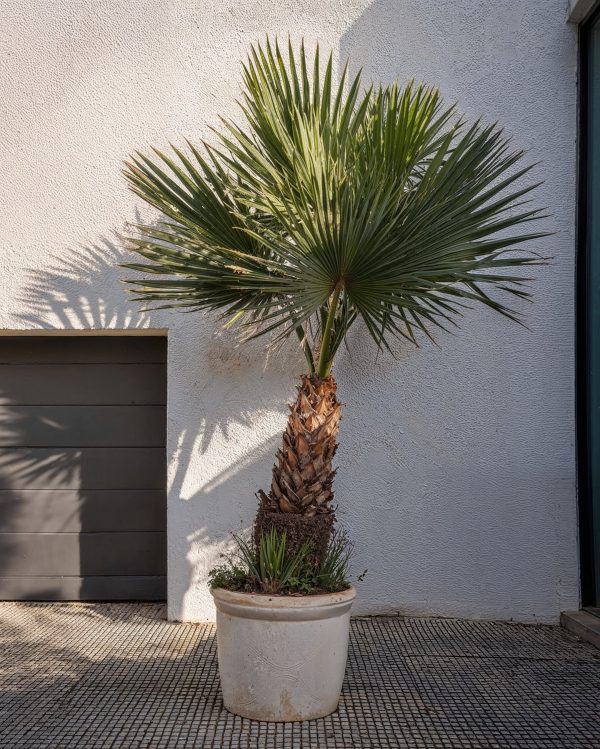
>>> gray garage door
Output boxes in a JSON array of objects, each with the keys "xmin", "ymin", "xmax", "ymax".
[{"xmin": 0, "ymin": 336, "xmax": 167, "ymax": 600}]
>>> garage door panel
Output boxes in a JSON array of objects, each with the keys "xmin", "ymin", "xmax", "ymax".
[
  {"xmin": 0, "ymin": 337, "xmax": 167, "ymax": 601},
  {"xmin": 0, "ymin": 363, "xmax": 167, "ymax": 405},
  {"xmin": 0, "ymin": 448, "xmax": 166, "ymax": 490},
  {"xmin": 0, "ymin": 337, "xmax": 167, "ymax": 364},
  {"xmin": 0, "ymin": 490, "xmax": 165, "ymax": 532},
  {"xmin": 0, "ymin": 575, "xmax": 166, "ymax": 601},
  {"xmin": 0, "ymin": 405, "xmax": 166, "ymax": 447},
  {"xmin": 0, "ymin": 532, "xmax": 166, "ymax": 576}
]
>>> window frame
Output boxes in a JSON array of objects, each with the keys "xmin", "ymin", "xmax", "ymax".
[{"xmin": 577, "ymin": 3, "xmax": 600, "ymax": 608}]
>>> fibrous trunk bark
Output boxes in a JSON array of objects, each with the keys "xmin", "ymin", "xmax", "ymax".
[{"xmin": 255, "ymin": 374, "xmax": 341, "ymax": 565}]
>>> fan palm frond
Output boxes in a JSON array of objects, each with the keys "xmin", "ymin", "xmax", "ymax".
[{"xmin": 122, "ymin": 38, "xmax": 547, "ymax": 377}]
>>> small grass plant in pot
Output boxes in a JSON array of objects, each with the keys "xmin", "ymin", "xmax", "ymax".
[{"xmin": 121, "ymin": 39, "xmax": 547, "ymax": 721}]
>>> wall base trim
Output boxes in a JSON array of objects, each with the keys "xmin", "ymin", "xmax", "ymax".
[
  {"xmin": 568, "ymin": 0, "xmax": 598, "ymax": 24},
  {"xmin": 560, "ymin": 610, "xmax": 600, "ymax": 648}
]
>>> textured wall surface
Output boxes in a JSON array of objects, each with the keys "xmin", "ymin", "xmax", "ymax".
[{"xmin": 0, "ymin": 1, "xmax": 579, "ymax": 622}]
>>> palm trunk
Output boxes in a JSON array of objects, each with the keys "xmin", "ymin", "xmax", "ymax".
[{"xmin": 255, "ymin": 374, "xmax": 342, "ymax": 565}]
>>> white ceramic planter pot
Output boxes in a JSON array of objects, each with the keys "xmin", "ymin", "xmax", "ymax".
[{"xmin": 211, "ymin": 587, "xmax": 356, "ymax": 721}]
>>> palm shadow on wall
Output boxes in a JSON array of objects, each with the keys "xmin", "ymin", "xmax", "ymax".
[{"xmin": 18, "ymin": 239, "xmax": 150, "ymax": 332}]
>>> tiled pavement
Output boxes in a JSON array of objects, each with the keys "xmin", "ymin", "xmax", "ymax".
[{"xmin": 0, "ymin": 604, "xmax": 598, "ymax": 748}]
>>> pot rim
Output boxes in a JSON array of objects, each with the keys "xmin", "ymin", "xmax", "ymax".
[{"xmin": 211, "ymin": 586, "xmax": 356, "ymax": 622}]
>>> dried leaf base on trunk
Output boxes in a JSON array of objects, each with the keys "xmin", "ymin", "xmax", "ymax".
[{"xmin": 255, "ymin": 375, "xmax": 341, "ymax": 564}]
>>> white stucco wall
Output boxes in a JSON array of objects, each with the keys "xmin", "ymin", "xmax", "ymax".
[{"xmin": 0, "ymin": 1, "xmax": 579, "ymax": 623}]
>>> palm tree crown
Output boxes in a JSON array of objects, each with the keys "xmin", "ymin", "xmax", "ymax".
[{"xmin": 123, "ymin": 39, "xmax": 546, "ymax": 377}]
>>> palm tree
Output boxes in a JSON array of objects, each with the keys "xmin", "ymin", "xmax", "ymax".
[{"xmin": 121, "ymin": 39, "xmax": 546, "ymax": 564}]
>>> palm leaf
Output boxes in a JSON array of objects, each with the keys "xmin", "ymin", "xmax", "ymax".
[{"xmin": 122, "ymin": 38, "xmax": 548, "ymax": 377}]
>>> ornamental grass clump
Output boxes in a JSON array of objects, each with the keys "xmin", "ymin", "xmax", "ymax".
[
  {"xmin": 121, "ymin": 39, "xmax": 547, "ymax": 585},
  {"xmin": 208, "ymin": 528, "xmax": 355, "ymax": 595}
]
